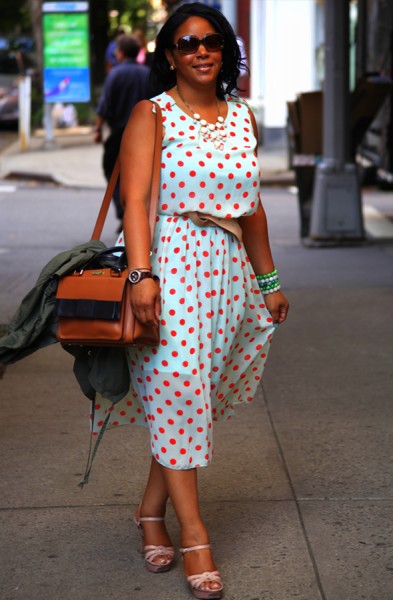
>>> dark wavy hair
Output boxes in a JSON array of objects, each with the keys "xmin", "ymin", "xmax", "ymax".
[{"xmin": 151, "ymin": 2, "xmax": 248, "ymax": 99}]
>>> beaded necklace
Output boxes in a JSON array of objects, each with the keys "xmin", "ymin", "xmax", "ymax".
[{"xmin": 175, "ymin": 86, "xmax": 227, "ymax": 150}]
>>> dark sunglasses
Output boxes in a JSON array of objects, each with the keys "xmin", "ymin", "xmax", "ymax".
[{"xmin": 172, "ymin": 33, "xmax": 224, "ymax": 55}]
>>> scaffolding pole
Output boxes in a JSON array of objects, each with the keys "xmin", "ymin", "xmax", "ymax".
[{"xmin": 309, "ymin": 0, "xmax": 364, "ymax": 243}]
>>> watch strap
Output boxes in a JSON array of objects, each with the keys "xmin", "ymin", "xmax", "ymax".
[{"xmin": 128, "ymin": 270, "xmax": 159, "ymax": 284}]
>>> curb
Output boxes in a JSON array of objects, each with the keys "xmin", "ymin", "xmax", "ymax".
[
  {"xmin": 260, "ymin": 174, "xmax": 295, "ymax": 187},
  {"xmin": 2, "ymin": 170, "xmax": 105, "ymax": 189},
  {"xmin": 3, "ymin": 170, "xmax": 61, "ymax": 185}
]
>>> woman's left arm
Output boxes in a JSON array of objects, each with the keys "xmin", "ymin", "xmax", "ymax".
[{"xmin": 239, "ymin": 202, "xmax": 289, "ymax": 324}]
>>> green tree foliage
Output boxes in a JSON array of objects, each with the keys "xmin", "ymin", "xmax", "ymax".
[
  {"xmin": 0, "ymin": 0, "xmax": 31, "ymax": 34},
  {"xmin": 108, "ymin": 0, "xmax": 151, "ymax": 32}
]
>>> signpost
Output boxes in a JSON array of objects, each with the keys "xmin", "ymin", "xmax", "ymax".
[
  {"xmin": 42, "ymin": 2, "xmax": 90, "ymax": 143},
  {"xmin": 19, "ymin": 75, "xmax": 32, "ymax": 151}
]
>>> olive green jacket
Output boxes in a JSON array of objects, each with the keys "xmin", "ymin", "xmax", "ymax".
[{"xmin": 0, "ymin": 240, "xmax": 130, "ymax": 404}]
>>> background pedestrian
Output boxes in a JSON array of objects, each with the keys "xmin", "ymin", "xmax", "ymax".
[{"xmin": 94, "ymin": 34, "xmax": 151, "ymax": 228}]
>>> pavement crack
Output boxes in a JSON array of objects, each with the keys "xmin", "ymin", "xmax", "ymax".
[{"xmin": 261, "ymin": 381, "xmax": 327, "ymax": 600}]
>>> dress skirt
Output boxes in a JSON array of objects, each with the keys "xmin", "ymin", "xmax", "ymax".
[{"xmin": 91, "ymin": 214, "xmax": 275, "ymax": 469}]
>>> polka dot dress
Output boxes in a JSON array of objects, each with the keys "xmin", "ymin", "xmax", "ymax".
[{"xmin": 92, "ymin": 92, "xmax": 275, "ymax": 470}]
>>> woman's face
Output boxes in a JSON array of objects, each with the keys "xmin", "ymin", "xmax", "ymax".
[{"xmin": 166, "ymin": 16, "xmax": 223, "ymax": 90}]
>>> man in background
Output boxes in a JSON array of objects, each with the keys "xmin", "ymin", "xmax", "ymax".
[
  {"xmin": 104, "ymin": 26, "xmax": 127, "ymax": 73},
  {"xmin": 94, "ymin": 34, "xmax": 151, "ymax": 227}
]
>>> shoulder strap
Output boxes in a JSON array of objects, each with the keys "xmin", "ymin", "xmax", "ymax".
[
  {"xmin": 147, "ymin": 101, "xmax": 163, "ymax": 241},
  {"xmin": 91, "ymin": 101, "xmax": 163, "ymax": 241}
]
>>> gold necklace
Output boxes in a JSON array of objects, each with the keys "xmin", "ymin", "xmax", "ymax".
[{"xmin": 175, "ymin": 86, "xmax": 227, "ymax": 150}]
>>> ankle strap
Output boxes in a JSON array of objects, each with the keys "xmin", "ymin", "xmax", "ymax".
[
  {"xmin": 139, "ymin": 516, "xmax": 165, "ymax": 523},
  {"xmin": 179, "ymin": 544, "xmax": 211, "ymax": 554}
]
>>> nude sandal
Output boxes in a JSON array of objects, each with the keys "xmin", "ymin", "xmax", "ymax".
[
  {"xmin": 179, "ymin": 544, "xmax": 224, "ymax": 599},
  {"xmin": 134, "ymin": 510, "xmax": 175, "ymax": 573}
]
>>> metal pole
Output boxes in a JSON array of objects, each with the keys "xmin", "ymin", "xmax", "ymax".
[
  {"xmin": 356, "ymin": 0, "xmax": 368, "ymax": 78},
  {"xmin": 43, "ymin": 103, "xmax": 56, "ymax": 148},
  {"xmin": 309, "ymin": 0, "xmax": 364, "ymax": 242}
]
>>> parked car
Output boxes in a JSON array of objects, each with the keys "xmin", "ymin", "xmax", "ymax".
[
  {"xmin": 0, "ymin": 50, "xmax": 20, "ymax": 126},
  {"xmin": 0, "ymin": 46, "xmax": 36, "ymax": 127}
]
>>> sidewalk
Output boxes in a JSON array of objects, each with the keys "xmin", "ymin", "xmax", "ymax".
[
  {"xmin": 1, "ymin": 131, "xmax": 393, "ymax": 599},
  {"xmin": 0, "ymin": 127, "xmax": 295, "ymax": 188},
  {"xmin": 0, "ymin": 128, "xmax": 107, "ymax": 188}
]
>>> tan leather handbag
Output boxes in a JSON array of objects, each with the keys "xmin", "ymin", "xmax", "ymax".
[{"xmin": 55, "ymin": 102, "xmax": 162, "ymax": 347}]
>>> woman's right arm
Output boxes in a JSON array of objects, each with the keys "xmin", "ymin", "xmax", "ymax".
[{"xmin": 119, "ymin": 100, "xmax": 161, "ymax": 326}]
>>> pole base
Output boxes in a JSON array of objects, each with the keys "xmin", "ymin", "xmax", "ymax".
[{"xmin": 309, "ymin": 164, "xmax": 365, "ymax": 242}]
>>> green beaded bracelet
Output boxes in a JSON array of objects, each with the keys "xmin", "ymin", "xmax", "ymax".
[
  {"xmin": 258, "ymin": 282, "xmax": 281, "ymax": 294},
  {"xmin": 256, "ymin": 268, "xmax": 278, "ymax": 281},
  {"xmin": 258, "ymin": 276, "xmax": 281, "ymax": 294},
  {"xmin": 259, "ymin": 281, "xmax": 280, "ymax": 290}
]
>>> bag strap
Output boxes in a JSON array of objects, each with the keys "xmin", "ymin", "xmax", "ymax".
[{"xmin": 91, "ymin": 100, "xmax": 163, "ymax": 241}]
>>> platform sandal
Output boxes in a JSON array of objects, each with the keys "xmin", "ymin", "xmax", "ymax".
[
  {"xmin": 134, "ymin": 510, "xmax": 175, "ymax": 573},
  {"xmin": 179, "ymin": 544, "xmax": 224, "ymax": 599}
]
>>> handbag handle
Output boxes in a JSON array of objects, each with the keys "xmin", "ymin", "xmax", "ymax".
[
  {"xmin": 91, "ymin": 101, "xmax": 163, "ymax": 241},
  {"xmin": 74, "ymin": 246, "xmax": 127, "ymax": 274}
]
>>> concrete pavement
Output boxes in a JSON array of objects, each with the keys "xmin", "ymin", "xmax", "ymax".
[
  {"xmin": 0, "ymin": 127, "xmax": 107, "ymax": 188},
  {"xmin": 0, "ymin": 127, "xmax": 295, "ymax": 188},
  {"xmin": 0, "ymin": 131, "xmax": 393, "ymax": 599}
]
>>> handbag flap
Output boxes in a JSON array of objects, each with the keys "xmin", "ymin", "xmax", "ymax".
[
  {"xmin": 56, "ymin": 269, "xmax": 127, "ymax": 302},
  {"xmin": 55, "ymin": 269, "xmax": 128, "ymax": 321}
]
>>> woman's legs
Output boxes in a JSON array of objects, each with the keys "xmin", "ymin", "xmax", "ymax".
[
  {"xmin": 159, "ymin": 464, "xmax": 221, "ymax": 591},
  {"xmin": 138, "ymin": 457, "xmax": 172, "ymax": 548},
  {"xmin": 139, "ymin": 458, "xmax": 220, "ymax": 590}
]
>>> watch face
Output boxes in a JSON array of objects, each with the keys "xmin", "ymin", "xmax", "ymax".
[{"xmin": 129, "ymin": 270, "xmax": 142, "ymax": 283}]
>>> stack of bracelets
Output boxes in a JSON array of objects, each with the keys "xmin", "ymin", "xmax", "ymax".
[{"xmin": 256, "ymin": 268, "xmax": 281, "ymax": 294}]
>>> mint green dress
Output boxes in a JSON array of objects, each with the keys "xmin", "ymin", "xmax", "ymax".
[{"xmin": 92, "ymin": 93, "xmax": 275, "ymax": 470}]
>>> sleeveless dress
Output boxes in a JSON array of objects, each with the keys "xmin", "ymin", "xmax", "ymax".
[{"xmin": 92, "ymin": 92, "xmax": 275, "ymax": 470}]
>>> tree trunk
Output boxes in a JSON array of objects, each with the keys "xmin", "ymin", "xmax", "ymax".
[
  {"xmin": 90, "ymin": 0, "xmax": 109, "ymax": 89},
  {"xmin": 27, "ymin": 0, "xmax": 42, "ymax": 73}
]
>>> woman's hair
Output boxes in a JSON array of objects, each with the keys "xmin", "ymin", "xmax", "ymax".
[{"xmin": 151, "ymin": 2, "xmax": 248, "ymax": 99}]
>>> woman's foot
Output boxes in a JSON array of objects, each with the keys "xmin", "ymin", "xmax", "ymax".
[
  {"xmin": 180, "ymin": 535, "xmax": 223, "ymax": 599},
  {"xmin": 134, "ymin": 505, "xmax": 175, "ymax": 573}
]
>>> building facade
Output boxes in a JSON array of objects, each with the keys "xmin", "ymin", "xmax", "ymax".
[{"xmin": 178, "ymin": 0, "xmax": 320, "ymax": 148}]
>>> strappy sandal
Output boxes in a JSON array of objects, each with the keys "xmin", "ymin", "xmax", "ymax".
[
  {"xmin": 134, "ymin": 510, "xmax": 175, "ymax": 573},
  {"xmin": 180, "ymin": 544, "xmax": 224, "ymax": 599}
]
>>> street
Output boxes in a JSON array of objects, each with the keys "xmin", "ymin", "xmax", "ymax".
[
  {"xmin": 1, "ymin": 182, "xmax": 392, "ymax": 322},
  {"xmin": 0, "ymin": 183, "xmax": 119, "ymax": 324}
]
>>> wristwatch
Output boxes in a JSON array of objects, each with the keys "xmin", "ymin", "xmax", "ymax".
[{"xmin": 128, "ymin": 269, "xmax": 158, "ymax": 284}]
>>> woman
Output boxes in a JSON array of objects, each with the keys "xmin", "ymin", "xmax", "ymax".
[{"xmin": 95, "ymin": 3, "xmax": 289, "ymax": 598}]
